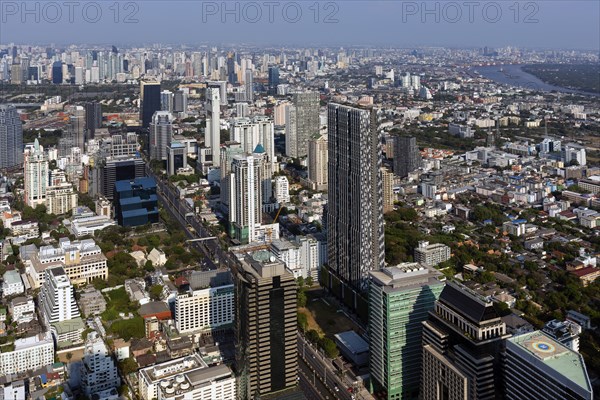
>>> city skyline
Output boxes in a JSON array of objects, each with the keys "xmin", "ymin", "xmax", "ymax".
[{"xmin": 0, "ymin": 1, "xmax": 598, "ymax": 50}]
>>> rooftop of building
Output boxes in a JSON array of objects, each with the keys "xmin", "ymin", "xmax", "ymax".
[
  {"xmin": 507, "ymin": 330, "xmax": 591, "ymax": 393},
  {"xmin": 3, "ymin": 269, "xmax": 22, "ymax": 285},
  {"xmin": 438, "ymin": 282, "xmax": 500, "ymax": 325},
  {"xmin": 115, "ymin": 177, "xmax": 157, "ymax": 193},
  {"xmin": 334, "ymin": 331, "xmax": 369, "ymax": 355},
  {"xmin": 140, "ymin": 354, "xmax": 207, "ymax": 382},
  {"xmin": 139, "ymin": 301, "xmax": 171, "ymax": 317},
  {"xmin": 51, "ymin": 317, "xmax": 84, "ymax": 335},
  {"xmin": 14, "ymin": 331, "xmax": 53, "ymax": 351},
  {"xmin": 369, "ymin": 263, "xmax": 444, "ymax": 292}
]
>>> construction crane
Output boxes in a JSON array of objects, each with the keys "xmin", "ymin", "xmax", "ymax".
[{"xmin": 273, "ymin": 206, "xmax": 284, "ymax": 224}]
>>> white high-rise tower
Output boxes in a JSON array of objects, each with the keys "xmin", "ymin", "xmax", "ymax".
[
  {"xmin": 39, "ymin": 267, "xmax": 80, "ymax": 325},
  {"xmin": 24, "ymin": 138, "xmax": 48, "ymax": 207},
  {"xmin": 206, "ymin": 87, "xmax": 221, "ymax": 167}
]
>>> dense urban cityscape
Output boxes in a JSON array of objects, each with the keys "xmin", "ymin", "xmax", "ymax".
[{"xmin": 0, "ymin": 17, "xmax": 599, "ymax": 400}]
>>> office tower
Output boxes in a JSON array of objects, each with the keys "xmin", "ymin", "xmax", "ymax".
[
  {"xmin": 160, "ymin": 90, "xmax": 174, "ymax": 112},
  {"xmin": 114, "ymin": 177, "xmax": 159, "ymax": 227},
  {"xmin": 52, "ymin": 61, "xmax": 63, "ymax": 84},
  {"xmin": 24, "ymin": 139, "xmax": 48, "ymax": 207},
  {"xmin": 18, "ymin": 56, "xmax": 27, "ymax": 76},
  {"xmin": 227, "ymin": 54, "xmax": 237, "ymax": 84},
  {"xmin": 80, "ymin": 332, "xmax": 121, "ymax": 397},
  {"xmin": 173, "ymin": 89, "xmax": 188, "ymax": 113},
  {"xmin": 268, "ymin": 67, "xmax": 280, "ymax": 93},
  {"xmin": 220, "ymin": 142, "xmax": 245, "ymax": 214},
  {"xmin": 244, "ymin": 69, "xmax": 254, "ymax": 103},
  {"xmin": 381, "ymin": 167, "xmax": 395, "ymax": 213},
  {"xmin": 140, "ymin": 80, "xmax": 161, "ymax": 129},
  {"xmin": 85, "ymin": 102, "xmax": 102, "ymax": 140},
  {"xmin": 236, "ymin": 102, "xmax": 249, "ymax": 118},
  {"xmin": 96, "ymin": 156, "xmax": 145, "ymax": 200},
  {"xmin": 394, "ymin": 136, "xmax": 421, "ymax": 178},
  {"xmin": 39, "ymin": 267, "xmax": 80, "ymax": 325},
  {"xmin": 166, "ymin": 141, "xmax": 187, "ymax": 176},
  {"xmin": 421, "ymin": 282, "xmax": 509, "ymax": 400},
  {"xmin": 205, "ymin": 87, "xmax": 221, "ymax": 167},
  {"xmin": 0, "ymin": 104, "xmax": 24, "ymax": 169},
  {"xmin": 369, "ymin": 264, "xmax": 445, "ymax": 400},
  {"xmin": 228, "ymin": 154, "xmax": 265, "ymax": 244},
  {"xmin": 308, "ymin": 135, "xmax": 328, "ymax": 191},
  {"xmin": 325, "ymin": 103, "xmax": 385, "ymax": 301},
  {"xmin": 285, "ymin": 92, "xmax": 319, "ymax": 159},
  {"xmin": 69, "ymin": 106, "xmax": 86, "ymax": 151},
  {"xmin": 10, "ymin": 63, "xmax": 22, "ymax": 84},
  {"xmin": 504, "ymin": 331, "xmax": 593, "ymax": 400},
  {"xmin": 149, "ymin": 111, "xmax": 174, "ymax": 161},
  {"xmin": 233, "ymin": 253, "xmax": 297, "ymax": 399}
]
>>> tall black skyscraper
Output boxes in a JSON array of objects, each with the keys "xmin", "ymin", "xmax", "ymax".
[
  {"xmin": 0, "ymin": 105, "xmax": 24, "ymax": 169},
  {"xmin": 324, "ymin": 103, "xmax": 385, "ymax": 312},
  {"xmin": 227, "ymin": 54, "xmax": 237, "ymax": 84},
  {"xmin": 394, "ymin": 135, "xmax": 421, "ymax": 178},
  {"xmin": 233, "ymin": 254, "xmax": 297, "ymax": 399},
  {"xmin": 52, "ymin": 62, "xmax": 63, "ymax": 84},
  {"xmin": 85, "ymin": 102, "xmax": 102, "ymax": 140},
  {"xmin": 268, "ymin": 67, "xmax": 279, "ymax": 94},
  {"xmin": 140, "ymin": 80, "xmax": 161, "ymax": 129}
]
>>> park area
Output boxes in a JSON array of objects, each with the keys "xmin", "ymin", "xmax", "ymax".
[{"xmin": 298, "ymin": 288, "xmax": 363, "ymax": 340}]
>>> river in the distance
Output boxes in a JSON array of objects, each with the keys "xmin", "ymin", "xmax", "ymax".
[{"xmin": 470, "ymin": 64, "xmax": 599, "ymax": 97}]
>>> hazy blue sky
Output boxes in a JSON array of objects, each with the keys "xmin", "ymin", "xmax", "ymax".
[{"xmin": 1, "ymin": 1, "xmax": 598, "ymax": 49}]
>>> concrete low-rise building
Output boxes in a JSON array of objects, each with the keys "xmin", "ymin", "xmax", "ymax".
[
  {"xmin": 138, "ymin": 354, "xmax": 235, "ymax": 400},
  {"xmin": 414, "ymin": 241, "xmax": 451, "ymax": 267},
  {"xmin": 79, "ymin": 286, "xmax": 107, "ymax": 317},
  {"xmin": 2, "ymin": 270, "xmax": 25, "ymax": 297},
  {"xmin": 9, "ymin": 296, "xmax": 35, "ymax": 324},
  {"xmin": 0, "ymin": 331, "xmax": 54, "ymax": 376}
]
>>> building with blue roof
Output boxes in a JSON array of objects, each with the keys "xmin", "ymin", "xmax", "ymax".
[{"xmin": 114, "ymin": 178, "xmax": 159, "ymax": 227}]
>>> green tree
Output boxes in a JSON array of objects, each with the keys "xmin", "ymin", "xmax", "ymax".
[
  {"xmin": 297, "ymin": 312, "xmax": 308, "ymax": 332},
  {"xmin": 319, "ymin": 337, "xmax": 339, "ymax": 359},
  {"xmin": 306, "ymin": 329, "xmax": 320, "ymax": 343},
  {"xmin": 149, "ymin": 285, "xmax": 163, "ymax": 301},
  {"xmin": 119, "ymin": 357, "xmax": 139, "ymax": 375},
  {"xmin": 297, "ymin": 289, "xmax": 307, "ymax": 308}
]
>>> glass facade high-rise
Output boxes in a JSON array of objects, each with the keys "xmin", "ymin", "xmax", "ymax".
[
  {"xmin": 369, "ymin": 264, "xmax": 445, "ymax": 400},
  {"xmin": 52, "ymin": 61, "xmax": 63, "ymax": 84},
  {"xmin": 394, "ymin": 136, "xmax": 421, "ymax": 178},
  {"xmin": 149, "ymin": 111, "xmax": 174, "ymax": 161},
  {"xmin": 324, "ymin": 103, "xmax": 385, "ymax": 309},
  {"xmin": 0, "ymin": 104, "xmax": 24, "ymax": 169},
  {"xmin": 84, "ymin": 102, "xmax": 102, "ymax": 140},
  {"xmin": 285, "ymin": 91, "xmax": 320, "ymax": 159},
  {"xmin": 268, "ymin": 66, "xmax": 279, "ymax": 94},
  {"xmin": 140, "ymin": 80, "xmax": 161, "ymax": 129}
]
